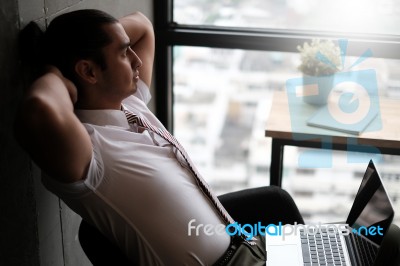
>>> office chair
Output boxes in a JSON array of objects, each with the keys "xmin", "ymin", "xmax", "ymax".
[{"xmin": 78, "ymin": 220, "xmax": 133, "ymax": 265}]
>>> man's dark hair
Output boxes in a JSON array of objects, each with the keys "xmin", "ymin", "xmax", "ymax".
[
  {"xmin": 43, "ymin": 9, "xmax": 118, "ymax": 84},
  {"xmin": 20, "ymin": 9, "xmax": 118, "ymax": 85}
]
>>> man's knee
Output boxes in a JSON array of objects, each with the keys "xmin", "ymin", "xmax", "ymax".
[{"xmin": 219, "ymin": 185, "xmax": 304, "ymax": 225}]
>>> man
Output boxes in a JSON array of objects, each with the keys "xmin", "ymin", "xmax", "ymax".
[{"xmin": 15, "ymin": 9, "xmax": 303, "ymax": 265}]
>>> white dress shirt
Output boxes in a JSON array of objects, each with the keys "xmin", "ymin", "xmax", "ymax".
[{"xmin": 42, "ymin": 80, "xmax": 230, "ymax": 265}]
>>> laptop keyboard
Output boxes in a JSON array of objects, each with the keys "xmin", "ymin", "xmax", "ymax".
[
  {"xmin": 352, "ymin": 233, "xmax": 378, "ymax": 266},
  {"xmin": 300, "ymin": 228, "xmax": 347, "ymax": 266}
]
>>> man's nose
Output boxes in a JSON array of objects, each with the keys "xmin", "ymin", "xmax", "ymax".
[{"xmin": 128, "ymin": 47, "xmax": 142, "ymax": 69}]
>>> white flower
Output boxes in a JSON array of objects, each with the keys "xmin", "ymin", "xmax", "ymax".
[{"xmin": 297, "ymin": 39, "xmax": 341, "ymax": 76}]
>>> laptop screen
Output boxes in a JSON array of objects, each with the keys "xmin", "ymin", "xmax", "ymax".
[{"xmin": 346, "ymin": 160, "xmax": 394, "ymax": 245}]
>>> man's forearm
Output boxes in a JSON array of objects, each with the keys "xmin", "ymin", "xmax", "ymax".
[
  {"xmin": 119, "ymin": 12, "xmax": 155, "ymax": 87},
  {"xmin": 119, "ymin": 12, "xmax": 153, "ymax": 47}
]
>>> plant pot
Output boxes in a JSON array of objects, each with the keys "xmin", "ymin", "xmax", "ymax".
[{"xmin": 302, "ymin": 74, "xmax": 335, "ymax": 106}]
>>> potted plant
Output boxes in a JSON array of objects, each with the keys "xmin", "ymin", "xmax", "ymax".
[{"xmin": 297, "ymin": 39, "xmax": 341, "ymax": 105}]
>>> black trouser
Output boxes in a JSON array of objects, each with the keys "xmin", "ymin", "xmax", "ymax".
[{"xmin": 218, "ymin": 185, "xmax": 304, "ymax": 226}]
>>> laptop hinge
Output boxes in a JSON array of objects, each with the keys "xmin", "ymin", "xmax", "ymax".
[{"xmin": 345, "ymin": 233, "xmax": 360, "ymax": 266}]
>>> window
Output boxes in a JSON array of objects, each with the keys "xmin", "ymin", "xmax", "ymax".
[
  {"xmin": 154, "ymin": 0, "xmax": 400, "ymax": 223},
  {"xmin": 174, "ymin": 0, "xmax": 400, "ymax": 35}
]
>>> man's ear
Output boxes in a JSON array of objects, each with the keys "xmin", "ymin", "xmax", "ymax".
[{"xmin": 75, "ymin": 60, "xmax": 98, "ymax": 84}]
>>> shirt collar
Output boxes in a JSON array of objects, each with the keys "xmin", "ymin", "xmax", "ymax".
[{"xmin": 75, "ymin": 108, "xmax": 130, "ymax": 128}]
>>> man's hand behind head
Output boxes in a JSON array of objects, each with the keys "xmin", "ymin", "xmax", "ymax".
[
  {"xmin": 45, "ymin": 65, "xmax": 78, "ymax": 104},
  {"xmin": 15, "ymin": 64, "xmax": 92, "ymax": 183}
]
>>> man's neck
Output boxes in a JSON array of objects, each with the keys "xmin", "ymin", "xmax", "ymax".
[{"xmin": 75, "ymin": 98, "xmax": 122, "ymax": 110}]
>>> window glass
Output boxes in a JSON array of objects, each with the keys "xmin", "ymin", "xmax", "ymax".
[
  {"xmin": 173, "ymin": 45, "xmax": 400, "ymax": 224},
  {"xmin": 174, "ymin": 0, "xmax": 400, "ymax": 35}
]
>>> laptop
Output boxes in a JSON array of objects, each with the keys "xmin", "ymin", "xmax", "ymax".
[{"xmin": 266, "ymin": 160, "xmax": 395, "ymax": 266}]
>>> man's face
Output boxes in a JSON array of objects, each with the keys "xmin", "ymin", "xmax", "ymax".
[{"xmin": 96, "ymin": 23, "xmax": 142, "ymax": 102}]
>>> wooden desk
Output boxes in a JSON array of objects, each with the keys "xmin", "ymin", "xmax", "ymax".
[{"xmin": 265, "ymin": 91, "xmax": 400, "ymax": 187}]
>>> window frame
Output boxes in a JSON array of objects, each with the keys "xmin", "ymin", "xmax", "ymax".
[{"xmin": 153, "ymin": 0, "xmax": 400, "ymax": 130}]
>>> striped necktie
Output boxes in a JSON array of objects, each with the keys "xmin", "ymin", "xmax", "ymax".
[
  {"xmin": 123, "ymin": 108, "xmax": 235, "ymax": 223},
  {"xmin": 123, "ymin": 108, "xmax": 256, "ymax": 244}
]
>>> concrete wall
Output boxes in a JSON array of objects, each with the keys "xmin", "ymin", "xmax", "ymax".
[{"xmin": 0, "ymin": 0, "xmax": 152, "ymax": 265}]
